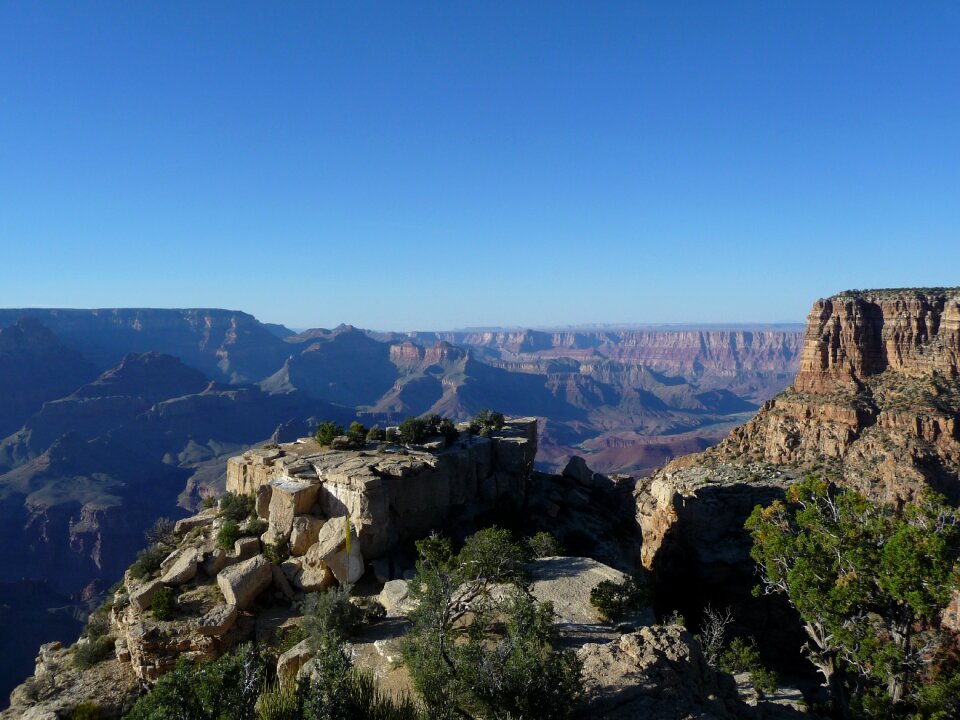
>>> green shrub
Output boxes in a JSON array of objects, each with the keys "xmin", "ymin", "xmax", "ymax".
[
  {"xmin": 70, "ymin": 700, "xmax": 103, "ymax": 720},
  {"xmin": 346, "ymin": 421, "xmax": 368, "ymax": 447},
  {"xmin": 316, "ymin": 420, "xmax": 345, "ymax": 446},
  {"xmin": 217, "ymin": 521, "xmax": 242, "ymax": 550},
  {"xmin": 403, "ymin": 528, "xmax": 581, "ymax": 720},
  {"xmin": 126, "ymin": 644, "xmax": 267, "ymax": 720},
  {"xmin": 219, "ymin": 493, "xmax": 255, "ymax": 522},
  {"xmin": 264, "ymin": 539, "xmax": 290, "ymax": 565},
  {"xmin": 73, "ymin": 636, "xmax": 113, "ymax": 669},
  {"xmin": 303, "ymin": 585, "xmax": 365, "ymax": 647},
  {"xmin": 589, "ymin": 575, "xmax": 650, "ymax": 622},
  {"xmin": 202, "ymin": 495, "xmax": 216, "ymax": 509},
  {"xmin": 366, "ymin": 425, "xmax": 386, "ymax": 442},
  {"xmin": 152, "ymin": 587, "xmax": 176, "ymax": 621},
  {"xmin": 397, "ymin": 417, "xmax": 429, "ymax": 445},
  {"xmin": 363, "ymin": 600, "xmax": 387, "ymax": 624},
  {"xmin": 385, "ymin": 427, "xmax": 398, "ymax": 442},
  {"xmin": 129, "ymin": 544, "xmax": 169, "ymax": 580},
  {"xmin": 244, "ymin": 518, "xmax": 268, "ymax": 537},
  {"xmin": 525, "ymin": 531, "xmax": 563, "ymax": 558},
  {"xmin": 720, "ymin": 636, "xmax": 778, "ymax": 698},
  {"xmin": 275, "ymin": 625, "xmax": 306, "ymax": 655},
  {"xmin": 437, "ymin": 418, "xmax": 459, "ymax": 444},
  {"xmin": 470, "ymin": 409, "xmax": 505, "ymax": 436},
  {"xmin": 255, "ymin": 681, "xmax": 299, "ymax": 720},
  {"xmin": 82, "ymin": 611, "xmax": 110, "ymax": 640}
]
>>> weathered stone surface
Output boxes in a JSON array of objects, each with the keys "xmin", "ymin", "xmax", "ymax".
[
  {"xmin": 196, "ymin": 604, "xmax": 238, "ymax": 637},
  {"xmin": 161, "ymin": 548, "xmax": 200, "ymax": 586},
  {"xmin": 289, "ymin": 515, "xmax": 324, "ymax": 556},
  {"xmin": 232, "ymin": 536, "xmax": 261, "ymax": 560},
  {"xmin": 277, "ymin": 639, "xmax": 314, "ymax": 687},
  {"xmin": 304, "ymin": 515, "xmax": 364, "ymax": 584},
  {"xmin": 378, "ymin": 579, "xmax": 418, "ymax": 617},
  {"xmin": 203, "ymin": 548, "xmax": 227, "ymax": 576},
  {"xmin": 2, "ymin": 642, "xmax": 140, "ymax": 720},
  {"xmin": 256, "ymin": 483, "xmax": 273, "ymax": 519},
  {"xmin": 217, "ymin": 555, "xmax": 272, "ymax": 610},
  {"xmin": 267, "ymin": 478, "xmax": 322, "ymax": 542},
  {"xmin": 529, "ymin": 556, "xmax": 650, "ymax": 626},
  {"xmin": 296, "ymin": 560, "xmax": 334, "ymax": 592},
  {"xmin": 577, "ymin": 625, "xmax": 744, "ymax": 720},
  {"xmin": 129, "ymin": 579, "xmax": 164, "ymax": 611},
  {"xmin": 174, "ymin": 508, "xmax": 217, "ymax": 534}
]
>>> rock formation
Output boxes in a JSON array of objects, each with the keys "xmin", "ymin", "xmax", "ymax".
[
  {"xmin": 636, "ymin": 289, "xmax": 960, "ymax": 648},
  {"xmin": 227, "ymin": 418, "xmax": 538, "ymax": 558}
]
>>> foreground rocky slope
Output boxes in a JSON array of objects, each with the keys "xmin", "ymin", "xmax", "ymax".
[{"xmin": 5, "ymin": 417, "xmax": 798, "ymax": 720}]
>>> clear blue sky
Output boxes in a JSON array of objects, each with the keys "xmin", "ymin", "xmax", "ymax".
[{"xmin": 1, "ymin": 2, "xmax": 958, "ymax": 330}]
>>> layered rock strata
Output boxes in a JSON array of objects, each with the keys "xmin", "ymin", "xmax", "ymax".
[{"xmin": 636, "ymin": 289, "xmax": 960, "ymax": 643}]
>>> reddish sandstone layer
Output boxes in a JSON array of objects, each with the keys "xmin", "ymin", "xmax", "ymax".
[{"xmin": 696, "ymin": 289, "xmax": 960, "ymax": 502}]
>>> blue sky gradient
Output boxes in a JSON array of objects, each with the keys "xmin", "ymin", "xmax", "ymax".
[{"xmin": 1, "ymin": 2, "xmax": 958, "ymax": 330}]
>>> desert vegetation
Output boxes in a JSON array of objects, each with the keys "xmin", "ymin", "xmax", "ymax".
[{"xmin": 746, "ymin": 476, "xmax": 960, "ymax": 718}]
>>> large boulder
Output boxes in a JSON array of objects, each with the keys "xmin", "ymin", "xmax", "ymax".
[
  {"xmin": 267, "ymin": 478, "xmax": 322, "ymax": 542},
  {"xmin": 577, "ymin": 625, "xmax": 744, "ymax": 720},
  {"xmin": 290, "ymin": 515, "xmax": 325, "ymax": 556},
  {"xmin": 303, "ymin": 515, "xmax": 364, "ymax": 585},
  {"xmin": 277, "ymin": 639, "xmax": 315, "ymax": 687},
  {"xmin": 174, "ymin": 508, "xmax": 217, "ymax": 534},
  {"xmin": 129, "ymin": 579, "xmax": 165, "ymax": 611},
  {"xmin": 378, "ymin": 579, "xmax": 418, "ymax": 617},
  {"xmin": 195, "ymin": 603, "xmax": 238, "ymax": 637},
  {"xmin": 297, "ymin": 560, "xmax": 334, "ymax": 592},
  {"xmin": 217, "ymin": 555, "xmax": 272, "ymax": 610},
  {"xmin": 529, "ymin": 556, "xmax": 651, "ymax": 626},
  {"xmin": 160, "ymin": 548, "xmax": 201, "ymax": 586}
]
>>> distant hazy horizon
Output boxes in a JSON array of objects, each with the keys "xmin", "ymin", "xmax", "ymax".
[{"xmin": 2, "ymin": 3, "xmax": 957, "ymax": 328}]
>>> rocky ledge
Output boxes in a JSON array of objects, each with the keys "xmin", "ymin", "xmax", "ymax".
[{"xmin": 227, "ymin": 418, "xmax": 538, "ymax": 558}]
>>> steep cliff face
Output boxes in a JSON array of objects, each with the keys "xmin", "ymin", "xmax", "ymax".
[
  {"xmin": 712, "ymin": 289, "xmax": 960, "ymax": 502},
  {"xmin": 635, "ymin": 289, "xmax": 960, "ymax": 644},
  {"xmin": 437, "ymin": 328, "xmax": 804, "ymax": 377}
]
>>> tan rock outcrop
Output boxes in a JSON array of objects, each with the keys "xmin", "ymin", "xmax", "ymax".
[
  {"xmin": 576, "ymin": 625, "xmax": 745, "ymax": 720},
  {"xmin": 289, "ymin": 515, "xmax": 324, "ymax": 556},
  {"xmin": 217, "ymin": 555, "xmax": 272, "ymax": 610},
  {"xmin": 226, "ymin": 418, "xmax": 538, "ymax": 558},
  {"xmin": 303, "ymin": 516, "xmax": 364, "ymax": 585}
]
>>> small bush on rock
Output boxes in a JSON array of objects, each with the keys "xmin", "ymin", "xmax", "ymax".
[
  {"xmin": 316, "ymin": 421, "xmax": 345, "ymax": 447},
  {"xmin": 129, "ymin": 544, "xmax": 169, "ymax": 580},
  {"xmin": 366, "ymin": 425, "xmax": 386, "ymax": 442},
  {"xmin": 73, "ymin": 636, "xmax": 113, "ymax": 669},
  {"xmin": 243, "ymin": 518, "xmax": 268, "ymax": 537},
  {"xmin": 219, "ymin": 492, "xmax": 255, "ymax": 522},
  {"xmin": 217, "ymin": 521, "xmax": 242, "ymax": 550},
  {"xmin": 346, "ymin": 421, "xmax": 368, "ymax": 447},
  {"xmin": 70, "ymin": 700, "xmax": 104, "ymax": 720},
  {"xmin": 525, "ymin": 531, "xmax": 563, "ymax": 558},
  {"xmin": 152, "ymin": 587, "xmax": 176, "ymax": 621},
  {"xmin": 303, "ymin": 585, "xmax": 365, "ymax": 647},
  {"xmin": 589, "ymin": 575, "xmax": 650, "ymax": 622},
  {"xmin": 144, "ymin": 517, "xmax": 177, "ymax": 546}
]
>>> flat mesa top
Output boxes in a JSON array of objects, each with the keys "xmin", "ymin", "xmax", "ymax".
[{"xmin": 833, "ymin": 287, "xmax": 960, "ymax": 300}]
